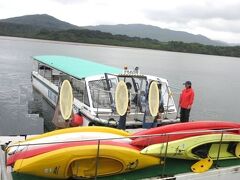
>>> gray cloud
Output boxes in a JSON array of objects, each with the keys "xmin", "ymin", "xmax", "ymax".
[
  {"xmin": 1, "ymin": 0, "xmax": 240, "ymax": 43},
  {"xmin": 144, "ymin": 1, "xmax": 240, "ymax": 33}
]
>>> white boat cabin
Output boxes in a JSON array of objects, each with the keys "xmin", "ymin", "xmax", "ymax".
[{"xmin": 32, "ymin": 55, "xmax": 177, "ymax": 128}]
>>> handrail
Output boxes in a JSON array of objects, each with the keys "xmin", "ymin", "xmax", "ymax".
[
  {"xmin": 5, "ymin": 127, "xmax": 240, "ymax": 179},
  {"xmin": 6, "ymin": 128, "xmax": 240, "ymax": 148},
  {"xmin": 94, "ymin": 139, "xmax": 101, "ymax": 179},
  {"xmin": 215, "ymin": 130, "xmax": 224, "ymax": 168}
]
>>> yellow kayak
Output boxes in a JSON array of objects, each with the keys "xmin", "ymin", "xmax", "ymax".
[
  {"xmin": 141, "ymin": 134, "xmax": 240, "ymax": 160},
  {"xmin": 26, "ymin": 126, "xmax": 130, "ymax": 141},
  {"xmin": 8, "ymin": 126, "xmax": 130, "ymax": 155},
  {"xmin": 14, "ymin": 144, "xmax": 161, "ymax": 179}
]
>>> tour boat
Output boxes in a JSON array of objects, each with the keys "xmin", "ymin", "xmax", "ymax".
[{"xmin": 31, "ymin": 55, "xmax": 177, "ymax": 128}]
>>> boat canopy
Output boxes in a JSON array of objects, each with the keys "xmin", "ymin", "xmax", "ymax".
[{"xmin": 33, "ymin": 55, "xmax": 122, "ymax": 79}]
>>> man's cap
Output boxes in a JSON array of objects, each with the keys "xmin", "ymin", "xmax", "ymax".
[{"xmin": 183, "ymin": 81, "xmax": 192, "ymax": 86}]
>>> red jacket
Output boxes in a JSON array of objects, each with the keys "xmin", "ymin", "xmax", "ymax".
[{"xmin": 179, "ymin": 88, "xmax": 194, "ymax": 109}]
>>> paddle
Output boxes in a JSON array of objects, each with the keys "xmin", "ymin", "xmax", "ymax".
[
  {"xmin": 191, "ymin": 157, "xmax": 213, "ymax": 173},
  {"xmin": 52, "ymin": 80, "xmax": 74, "ymax": 128},
  {"xmin": 115, "ymin": 81, "xmax": 128, "ymax": 116},
  {"xmin": 115, "ymin": 81, "xmax": 129, "ymax": 129},
  {"xmin": 59, "ymin": 80, "xmax": 74, "ymax": 120},
  {"xmin": 148, "ymin": 81, "xmax": 160, "ymax": 117},
  {"xmin": 148, "ymin": 81, "xmax": 160, "ymax": 127}
]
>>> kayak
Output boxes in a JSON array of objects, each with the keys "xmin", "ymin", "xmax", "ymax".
[
  {"xmin": 8, "ymin": 141, "xmax": 138, "ymax": 166},
  {"xmin": 13, "ymin": 143, "xmax": 161, "ymax": 179},
  {"xmin": 141, "ymin": 134, "xmax": 240, "ymax": 160},
  {"xmin": 8, "ymin": 126, "xmax": 131, "ymax": 155},
  {"xmin": 131, "ymin": 121, "xmax": 240, "ymax": 147}
]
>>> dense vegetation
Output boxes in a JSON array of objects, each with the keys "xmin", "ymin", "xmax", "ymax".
[
  {"xmin": 85, "ymin": 24, "xmax": 225, "ymax": 46},
  {"xmin": 1, "ymin": 22, "xmax": 240, "ymax": 57}
]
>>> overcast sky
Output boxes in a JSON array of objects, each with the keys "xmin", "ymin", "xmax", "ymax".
[{"xmin": 1, "ymin": 0, "xmax": 240, "ymax": 44}]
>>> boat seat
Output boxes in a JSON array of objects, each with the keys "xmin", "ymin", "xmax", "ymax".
[
  {"xmin": 71, "ymin": 157, "xmax": 123, "ymax": 178},
  {"xmin": 192, "ymin": 143, "xmax": 211, "ymax": 158}
]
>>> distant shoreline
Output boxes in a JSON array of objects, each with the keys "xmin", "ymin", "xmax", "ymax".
[
  {"xmin": 0, "ymin": 35, "xmax": 192, "ymax": 55},
  {"xmin": 1, "ymin": 35, "xmax": 240, "ymax": 59},
  {"xmin": 0, "ymin": 35, "xmax": 152, "ymax": 50}
]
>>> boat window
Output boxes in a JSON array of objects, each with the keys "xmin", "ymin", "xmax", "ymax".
[
  {"xmin": 51, "ymin": 69, "xmax": 61, "ymax": 86},
  {"xmin": 33, "ymin": 61, "xmax": 39, "ymax": 71},
  {"xmin": 38, "ymin": 65, "xmax": 53, "ymax": 81},
  {"xmin": 118, "ymin": 76, "xmax": 147, "ymax": 111},
  {"xmin": 88, "ymin": 78, "xmax": 117, "ymax": 109},
  {"xmin": 160, "ymin": 82, "xmax": 176, "ymax": 112},
  {"xmin": 72, "ymin": 79, "xmax": 90, "ymax": 106},
  {"xmin": 84, "ymin": 85, "xmax": 90, "ymax": 106}
]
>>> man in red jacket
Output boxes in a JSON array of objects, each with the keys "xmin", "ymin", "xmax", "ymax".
[{"xmin": 179, "ymin": 81, "xmax": 195, "ymax": 122}]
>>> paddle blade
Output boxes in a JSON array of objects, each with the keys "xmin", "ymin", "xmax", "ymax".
[
  {"xmin": 148, "ymin": 81, "xmax": 159, "ymax": 117},
  {"xmin": 115, "ymin": 81, "xmax": 128, "ymax": 116},
  {"xmin": 191, "ymin": 157, "xmax": 213, "ymax": 173},
  {"xmin": 235, "ymin": 143, "xmax": 240, "ymax": 158},
  {"xmin": 59, "ymin": 80, "xmax": 73, "ymax": 120}
]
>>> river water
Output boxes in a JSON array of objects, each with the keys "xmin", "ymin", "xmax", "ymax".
[{"xmin": 0, "ymin": 36, "xmax": 240, "ymax": 135}]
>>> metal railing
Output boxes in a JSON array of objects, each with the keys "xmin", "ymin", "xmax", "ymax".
[{"xmin": 4, "ymin": 127, "xmax": 240, "ymax": 179}]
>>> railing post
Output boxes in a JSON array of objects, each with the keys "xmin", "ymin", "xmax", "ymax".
[
  {"xmin": 161, "ymin": 133, "xmax": 169, "ymax": 178},
  {"xmin": 96, "ymin": 89, "xmax": 100, "ymax": 118},
  {"xmin": 164, "ymin": 86, "xmax": 170, "ymax": 119},
  {"xmin": 215, "ymin": 130, "xmax": 224, "ymax": 168},
  {"xmin": 94, "ymin": 139, "xmax": 101, "ymax": 180}
]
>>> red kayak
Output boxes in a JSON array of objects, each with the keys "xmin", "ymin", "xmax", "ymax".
[
  {"xmin": 7, "ymin": 140, "xmax": 139, "ymax": 166},
  {"xmin": 131, "ymin": 121, "xmax": 240, "ymax": 147}
]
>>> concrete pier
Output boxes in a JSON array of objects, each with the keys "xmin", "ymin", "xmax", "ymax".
[
  {"xmin": 0, "ymin": 135, "xmax": 32, "ymax": 180},
  {"xmin": 0, "ymin": 148, "xmax": 12, "ymax": 180}
]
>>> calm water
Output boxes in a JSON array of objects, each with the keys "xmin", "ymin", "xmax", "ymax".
[{"xmin": 0, "ymin": 36, "xmax": 240, "ymax": 135}]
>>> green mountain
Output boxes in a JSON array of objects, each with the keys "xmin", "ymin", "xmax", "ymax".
[
  {"xmin": 1, "ymin": 14, "xmax": 227, "ymax": 46},
  {"xmin": 0, "ymin": 14, "xmax": 79, "ymax": 30},
  {"xmin": 84, "ymin": 24, "xmax": 226, "ymax": 46},
  {"xmin": 0, "ymin": 14, "xmax": 239, "ymax": 57}
]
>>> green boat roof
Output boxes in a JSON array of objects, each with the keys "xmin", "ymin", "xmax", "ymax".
[{"xmin": 33, "ymin": 55, "xmax": 122, "ymax": 79}]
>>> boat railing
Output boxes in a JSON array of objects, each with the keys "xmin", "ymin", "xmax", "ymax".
[
  {"xmin": 90, "ymin": 87, "xmax": 170, "ymax": 114},
  {"xmin": 5, "ymin": 127, "xmax": 240, "ymax": 179}
]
